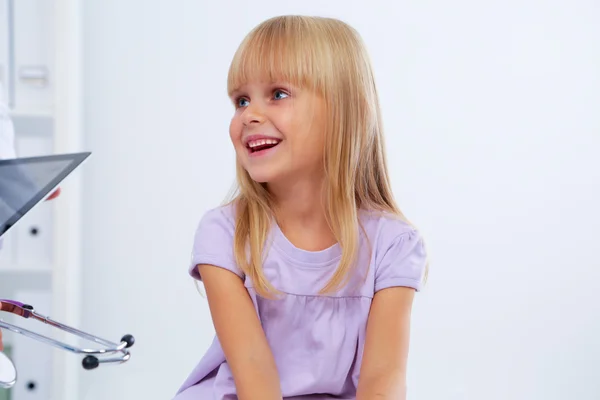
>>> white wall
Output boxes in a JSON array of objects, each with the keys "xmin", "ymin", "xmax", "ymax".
[{"xmin": 78, "ymin": 0, "xmax": 600, "ymax": 399}]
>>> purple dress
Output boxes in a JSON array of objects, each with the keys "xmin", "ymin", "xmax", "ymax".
[{"xmin": 173, "ymin": 204, "xmax": 427, "ymax": 399}]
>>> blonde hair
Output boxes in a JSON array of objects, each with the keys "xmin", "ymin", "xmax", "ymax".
[{"xmin": 225, "ymin": 15, "xmax": 423, "ymax": 298}]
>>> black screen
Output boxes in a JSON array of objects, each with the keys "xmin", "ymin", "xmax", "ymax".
[{"xmin": 0, "ymin": 152, "xmax": 90, "ymax": 236}]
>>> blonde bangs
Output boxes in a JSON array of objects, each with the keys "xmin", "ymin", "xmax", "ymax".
[{"xmin": 227, "ymin": 16, "xmax": 328, "ymax": 96}]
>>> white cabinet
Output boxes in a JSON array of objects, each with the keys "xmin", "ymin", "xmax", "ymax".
[{"xmin": 0, "ymin": 1, "xmax": 84, "ymax": 400}]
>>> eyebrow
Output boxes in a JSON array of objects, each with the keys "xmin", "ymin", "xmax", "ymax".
[
  {"xmin": 229, "ymin": 88, "xmax": 243, "ymax": 97},
  {"xmin": 229, "ymin": 80, "xmax": 297, "ymax": 98}
]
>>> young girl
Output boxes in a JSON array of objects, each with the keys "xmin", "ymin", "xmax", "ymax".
[{"xmin": 174, "ymin": 15, "xmax": 428, "ymax": 400}]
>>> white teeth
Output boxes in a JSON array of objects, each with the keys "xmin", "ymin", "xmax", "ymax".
[{"xmin": 248, "ymin": 139, "xmax": 280, "ymax": 148}]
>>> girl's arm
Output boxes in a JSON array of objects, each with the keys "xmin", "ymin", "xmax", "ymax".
[
  {"xmin": 198, "ymin": 264, "xmax": 282, "ymax": 400},
  {"xmin": 356, "ymin": 286, "xmax": 416, "ymax": 400}
]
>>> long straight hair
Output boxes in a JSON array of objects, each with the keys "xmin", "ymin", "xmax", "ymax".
[{"xmin": 225, "ymin": 15, "xmax": 423, "ymax": 298}]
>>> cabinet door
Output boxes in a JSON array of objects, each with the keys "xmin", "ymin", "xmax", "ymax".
[
  {"xmin": 12, "ymin": 134, "xmax": 54, "ymax": 271},
  {"xmin": 0, "ymin": 0, "xmax": 9, "ymax": 105},
  {"xmin": 11, "ymin": 290, "xmax": 54, "ymax": 400},
  {"xmin": 13, "ymin": 0, "xmax": 55, "ymax": 113}
]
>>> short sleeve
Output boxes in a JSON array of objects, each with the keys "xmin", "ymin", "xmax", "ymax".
[
  {"xmin": 188, "ymin": 205, "xmax": 244, "ymax": 281},
  {"xmin": 375, "ymin": 229, "xmax": 427, "ymax": 292}
]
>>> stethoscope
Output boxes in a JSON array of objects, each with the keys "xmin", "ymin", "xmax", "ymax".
[{"xmin": 0, "ymin": 298, "xmax": 134, "ymax": 389}]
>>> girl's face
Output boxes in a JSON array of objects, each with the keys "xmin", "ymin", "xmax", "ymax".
[{"xmin": 229, "ymin": 81, "xmax": 327, "ymax": 185}]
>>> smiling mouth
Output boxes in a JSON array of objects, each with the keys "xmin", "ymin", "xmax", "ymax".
[{"xmin": 247, "ymin": 139, "xmax": 282, "ymax": 153}]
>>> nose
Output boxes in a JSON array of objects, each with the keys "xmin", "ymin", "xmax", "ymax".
[{"xmin": 242, "ymin": 103, "xmax": 266, "ymax": 126}]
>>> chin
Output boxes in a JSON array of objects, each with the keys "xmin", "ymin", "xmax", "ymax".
[{"xmin": 245, "ymin": 167, "xmax": 281, "ymax": 184}]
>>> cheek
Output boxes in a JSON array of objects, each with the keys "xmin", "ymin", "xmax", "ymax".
[
  {"xmin": 291, "ymin": 114, "xmax": 326, "ymax": 155},
  {"xmin": 229, "ymin": 117, "xmax": 243, "ymax": 145},
  {"xmin": 287, "ymin": 126, "xmax": 326, "ymax": 166}
]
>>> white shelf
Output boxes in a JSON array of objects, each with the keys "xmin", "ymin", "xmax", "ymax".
[
  {"xmin": 0, "ymin": 264, "xmax": 52, "ymax": 273},
  {"xmin": 0, "ymin": 268, "xmax": 51, "ymax": 276},
  {"xmin": 8, "ymin": 106, "xmax": 54, "ymax": 119},
  {"xmin": 0, "ymin": 262, "xmax": 54, "ymax": 274}
]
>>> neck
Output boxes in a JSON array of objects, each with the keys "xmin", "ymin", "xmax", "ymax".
[
  {"xmin": 266, "ymin": 176, "xmax": 337, "ymax": 251},
  {"xmin": 268, "ymin": 177, "xmax": 326, "ymax": 227}
]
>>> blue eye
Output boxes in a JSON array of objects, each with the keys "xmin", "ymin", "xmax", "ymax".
[
  {"xmin": 237, "ymin": 98, "xmax": 249, "ymax": 108},
  {"xmin": 273, "ymin": 90, "xmax": 288, "ymax": 100}
]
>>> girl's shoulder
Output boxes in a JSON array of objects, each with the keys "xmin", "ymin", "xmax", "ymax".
[
  {"xmin": 358, "ymin": 208, "xmax": 421, "ymax": 243},
  {"xmin": 198, "ymin": 202, "xmax": 237, "ymax": 230}
]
